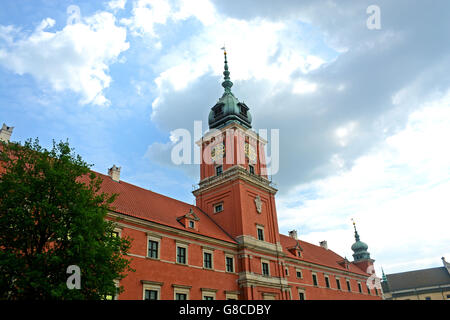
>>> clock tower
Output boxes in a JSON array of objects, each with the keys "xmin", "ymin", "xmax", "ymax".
[{"xmin": 193, "ymin": 51, "xmax": 289, "ymax": 300}]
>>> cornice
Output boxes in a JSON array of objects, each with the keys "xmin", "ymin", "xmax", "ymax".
[{"xmin": 193, "ymin": 165, "xmax": 277, "ymax": 196}]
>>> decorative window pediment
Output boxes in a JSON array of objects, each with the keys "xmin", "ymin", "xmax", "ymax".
[
  {"xmin": 177, "ymin": 208, "xmax": 200, "ymax": 230},
  {"xmin": 287, "ymin": 241, "xmax": 303, "ymax": 256}
]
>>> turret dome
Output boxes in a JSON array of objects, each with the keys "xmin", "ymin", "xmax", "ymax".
[{"xmin": 208, "ymin": 50, "xmax": 252, "ymax": 130}]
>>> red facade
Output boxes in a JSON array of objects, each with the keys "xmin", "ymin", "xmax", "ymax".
[{"xmin": 99, "ymin": 121, "xmax": 382, "ymax": 300}]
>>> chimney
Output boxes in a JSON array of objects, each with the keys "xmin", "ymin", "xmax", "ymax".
[
  {"xmin": 288, "ymin": 230, "xmax": 298, "ymax": 240},
  {"xmin": 319, "ymin": 240, "xmax": 328, "ymax": 250},
  {"xmin": 443, "ymin": 257, "xmax": 450, "ymax": 275},
  {"xmin": 0, "ymin": 123, "xmax": 14, "ymax": 143},
  {"xmin": 108, "ymin": 165, "xmax": 121, "ymax": 182}
]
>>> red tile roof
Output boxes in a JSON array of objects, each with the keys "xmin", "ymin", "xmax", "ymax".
[
  {"xmin": 92, "ymin": 171, "xmax": 236, "ymax": 244},
  {"xmin": 95, "ymin": 172, "xmax": 369, "ymax": 275},
  {"xmin": 279, "ymin": 234, "xmax": 369, "ymax": 276}
]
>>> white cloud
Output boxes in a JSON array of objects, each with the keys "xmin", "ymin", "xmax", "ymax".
[
  {"xmin": 121, "ymin": 0, "xmax": 172, "ymax": 37},
  {"xmin": 122, "ymin": 0, "xmax": 217, "ymax": 38},
  {"xmin": 277, "ymin": 91, "xmax": 450, "ymax": 274},
  {"xmin": 107, "ymin": 0, "xmax": 127, "ymax": 11},
  {"xmin": 0, "ymin": 11, "xmax": 129, "ymax": 106}
]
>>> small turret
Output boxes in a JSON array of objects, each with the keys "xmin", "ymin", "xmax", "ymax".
[
  {"xmin": 351, "ymin": 219, "xmax": 371, "ymax": 261},
  {"xmin": 350, "ymin": 219, "xmax": 375, "ymax": 273},
  {"xmin": 208, "ymin": 48, "xmax": 252, "ymax": 130}
]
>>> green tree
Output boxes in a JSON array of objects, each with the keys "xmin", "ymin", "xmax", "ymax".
[{"xmin": 0, "ymin": 139, "xmax": 134, "ymax": 299}]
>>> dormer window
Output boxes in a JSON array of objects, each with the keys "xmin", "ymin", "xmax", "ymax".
[
  {"xmin": 189, "ymin": 221, "xmax": 195, "ymax": 229},
  {"xmin": 238, "ymin": 103, "xmax": 248, "ymax": 117},
  {"xmin": 213, "ymin": 103, "xmax": 224, "ymax": 118},
  {"xmin": 214, "ymin": 203, "xmax": 223, "ymax": 213}
]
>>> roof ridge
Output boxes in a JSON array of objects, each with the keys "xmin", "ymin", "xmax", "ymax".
[{"xmin": 93, "ymin": 170, "xmax": 197, "ymax": 207}]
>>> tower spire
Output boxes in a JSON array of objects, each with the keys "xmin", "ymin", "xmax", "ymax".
[
  {"xmin": 350, "ymin": 218, "xmax": 370, "ymax": 262},
  {"xmin": 352, "ymin": 218, "xmax": 360, "ymax": 242},
  {"xmin": 382, "ymin": 267, "xmax": 387, "ymax": 282},
  {"xmin": 221, "ymin": 46, "xmax": 233, "ymax": 93}
]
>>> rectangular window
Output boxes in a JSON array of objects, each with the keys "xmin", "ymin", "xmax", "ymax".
[
  {"xmin": 257, "ymin": 228, "xmax": 264, "ymax": 241},
  {"xmin": 299, "ymin": 292, "xmax": 305, "ymax": 300},
  {"xmin": 111, "ymin": 231, "xmax": 119, "ymax": 238},
  {"xmin": 336, "ymin": 279, "xmax": 341, "ymax": 290},
  {"xmin": 249, "ymin": 165, "xmax": 255, "ymax": 174},
  {"xmin": 177, "ymin": 246, "xmax": 186, "ymax": 264},
  {"xmin": 204, "ymin": 252, "xmax": 212, "ymax": 269},
  {"xmin": 203, "ymin": 296, "xmax": 214, "ymax": 300},
  {"xmin": 367, "ymin": 285, "xmax": 371, "ymax": 295},
  {"xmin": 358, "ymin": 283, "xmax": 362, "ymax": 293},
  {"xmin": 285, "ymin": 267, "xmax": 289, "ymax": 276},
  {"xmin": 144, "ymin": 290, "xmax": 158, "ymax": 300},
  {"xmin": 188, "ymin": 220, "xmax": 195, "ymax": 229},
  {"xmin": 312, "ymin": 274, "xmax": 318, "ymax": 286},
  {"xmin": 214, "ymin": 203, "xmax": 223, "ymax": 213},
  {"xmin": 240, "ymin": 105, "xmax": 247, "ymax": 116},
  {"xmin": 347, "ymin": 280, "xmax": 351, "ymax": 292},
  {"xmin": 325, "ymin": 276, "xmax": 330, "ymax": 288},
  {"xmin": 148, "ymin": 240, "xmax": 159, "ymax": 259},
  {"xmin": 296, "ymin": 271, "xmax": 302, "ymax": 279},
  {"xmin": 176, "ymin": 293, "xmax": 187, "ymax": 300},
  {"xmin": 226, "ymin": 257, "xmax": 234, "ymax": 273},
  {"xmin": 374, "ymin": 287, "xmax": 378, "ymax": 296},
  {"xmin": 216, "ymin": 165, "xmax": 223, "ymax": 176},
  {"xmin": 262, "ymin": 262, "xmax": 270, "ymax": 276},
  {"xmin": 425, "ymin": 297, "xmax": 431, "ymax": 300}
]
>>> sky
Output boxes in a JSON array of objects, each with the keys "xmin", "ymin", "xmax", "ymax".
[{"xmin": 0, "ymin": 0, "xmax": 449, "ymax": 276}]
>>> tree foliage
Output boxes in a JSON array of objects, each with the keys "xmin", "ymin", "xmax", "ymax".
[{"xmin": 0, "ymin": 139, "xmax": 134, "ymax": 299}]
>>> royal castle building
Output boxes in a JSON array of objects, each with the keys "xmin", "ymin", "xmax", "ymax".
[{"xmin": 0, "ymin": 52, "xmax": 382, "ymax": 300}]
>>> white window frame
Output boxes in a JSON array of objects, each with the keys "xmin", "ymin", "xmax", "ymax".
[
  {"xmin": 312, "ymin": 272, "xmax": 318, "ymax": 287},
  {"xmin": 225, "ymin": 292, "xmax": 239, "ymax": 300},
  {"xmin": 146, "ymin": 234, "xmax": 161, "ymax": 260},
  {"xmin": 142, "ymin": 281, "xmax": 163, "ymax": 300},
  {"xmin": 298, "ymin": 288, "xmax": 306, "ymax": 300},
  {"xmin": 176, "ymin": 242, "xmax": 189, "ymax": 265},
  {"xmin": 336, "ymin": 277, "xmax": 342, "ymax": 290},
  {"xmin": 346, "ymin": 279, "xmax": 352, "ymax": 292},
  {"xmin": 173, "ymin": 285, "xmax": 191, "ymax": 300},
  {"xmin": 324, "ymin": 274, "xmax": 331, "ymax": 288},
  {"xmin": 214, "ymin": 203, "xmax": 223, "ymax": 213},
  {"xmin": 225, "ymin": 254, "xmax": 235, "ymax": 273},
  {"xmin": 202, "ymin": 248, "xmax": 214, "ymax": 270},
  {"xmin": 201, "ymin": 288, "xmax": 217, "ymax": 300},
  {"xmin": 296, "ymin": 269, "xmax": 303, "ymax": 279},
  {"xmin": 358, "ymin": 281, "xmax": 363, "ymax": 293},
  {"xmin": 112, "ymin": 227, "xmax": 122, "ymax": 238},
  {"xmin": 215, "ymin": 165, "xmax": 223, "ymax": 176},
  {"xmin": 261, "ymin": 259, "xmax": 270, "ymax": 277},
  {"xmin": 256, "ymin": 226, "xmax": 265, "ymax": 241}
]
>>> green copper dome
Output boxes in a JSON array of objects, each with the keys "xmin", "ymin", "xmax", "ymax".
[
  {"xmin": 208, "ymin": 51, "xmax": 252, "ymax": 129},
  {"xmin": 351, "ymin": 221, "xmax": 371, "ymax": 261}
]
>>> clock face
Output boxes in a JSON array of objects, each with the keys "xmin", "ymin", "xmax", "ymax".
[
  {"xmin": 245, "ymin": 142, "xmax": 257, "ymax": 163},
  {"xmin": 211, "ymin": 142, "xmax": 225, "ymax": 162}
]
